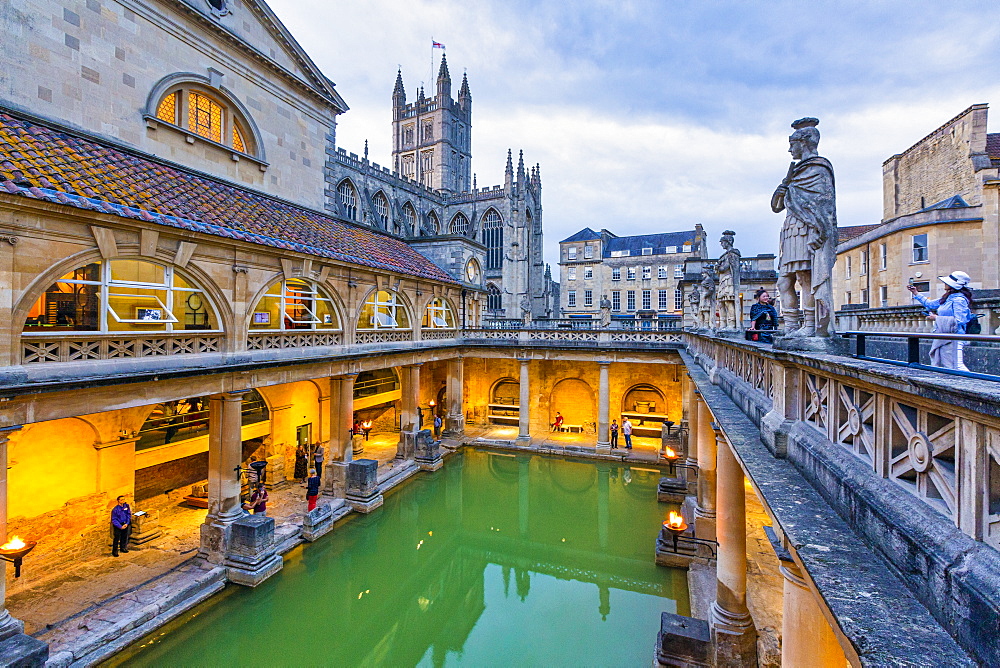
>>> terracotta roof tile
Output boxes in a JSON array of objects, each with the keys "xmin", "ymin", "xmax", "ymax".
[
  {"xmin": 0, "ymin": 111, "xmax": 456, "ymax": 284},
  {"xmin": 837, "ymin": 224, "xmax": 880, "ymax": 243}
]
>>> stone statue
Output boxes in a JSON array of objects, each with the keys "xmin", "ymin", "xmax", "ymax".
[
  {"xmin": 698, "ymin": 269, "xmax": 716, "ymax": 329},
  {"xmin": 716, "ymin": 230, "xmax": 742, "ymax": 330},
  {"xmin": 686, "ymin": 286, "xmax": 700, "ymax": 329},
  {"xmin": 599, "ymin": 294, "xmax": 612, "ymax": 327},
  {"xmin": 520, "ymin": 296, "xmax": 532, "ymax": 326},
  {"xmin": 771, "ymin": 117, "xmax": 838, "ymax": 337}
]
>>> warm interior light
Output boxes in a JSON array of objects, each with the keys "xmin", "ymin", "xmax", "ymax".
[{"xmin": 1, "ymin": 536, "xmax": 25, "ymax": 550}]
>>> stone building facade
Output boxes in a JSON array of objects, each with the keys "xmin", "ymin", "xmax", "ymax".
[
  {"xmin": 834, "ymin": 104, "xmax": 1000, "ymax": 310},
  {"xmin": 557, "ymin": 226, "xmax": 707, "ymax": 318}
]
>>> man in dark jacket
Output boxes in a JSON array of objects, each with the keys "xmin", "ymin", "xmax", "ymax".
[{"xmin": 111, "ymin": 495, "xmax": 131, "ymax": 557}]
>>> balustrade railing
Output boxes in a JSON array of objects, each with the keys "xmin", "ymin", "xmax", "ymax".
[
  {"xmin": 21, "ymin": 333, "xmax": 222, "ymax": 364},
  {"xmin": 246, "ymin": 332, "xmax": 343, "ymax": 350}
]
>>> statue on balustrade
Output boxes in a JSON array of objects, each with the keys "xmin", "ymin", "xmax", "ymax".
[
  {"xmin": 698, "ymin": 270, "xmax": 716, "ymax": 330},
  {"xmin": 599, "ymin": 294, "xmax": 612, "ymax": 327},
  {"xmin": 687, "ymin": 285, "xmax": 700, "ymax": 328},
  {"xmin": 716, "ymin": 230, "xmax": 742, "ymax": 331},
  {"xmin": 771, "ymin": 117, "xmax": 838, "ymax": 337},
  {"xmin": 520, "ymin": 296, "xmax": 532, "ymax": 327}
]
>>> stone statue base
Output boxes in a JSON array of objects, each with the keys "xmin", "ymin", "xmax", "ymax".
[{"xmin": 773, "ymin": 335, "xmax": 849, "ymax": 355}]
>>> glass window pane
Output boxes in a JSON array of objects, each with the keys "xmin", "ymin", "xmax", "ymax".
[
  {"xmin": 110, "ymin": 260, "xmax": 166, "ymax": 285},
  {"xmin": 156, "ymin": 92, "xmax": 178, "ymax": 124},
  {"xmin": 188, "ymin": 92, "xmax": 223, "ymax": 143},
  {"xmin": 59, "ymin": 261, "xmax": 102, "ymax": 283},
  {"xmin": 23, "ymin": 281, "xmax": 101, "ymax": 332},
  {"xmin": 108, "ymin": 289, "xmax": 171, "ymax": 330},
  {"xmin": 176, "ymin": 290, "xmax": 216, "ymax": 331},
  {"xmin": 250, "ymin": 292, "xmax": 281, "ymax": 330}
]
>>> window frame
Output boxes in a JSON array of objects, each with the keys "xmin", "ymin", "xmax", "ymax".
[
  {"xmin": 151, "ymin": 83, "xmax": 259, "ymax": 160},
  {"xmin": 627, "ymin": 290, "xmax": 636, "ymax": 311},
  {"xmin": 567, "ymin": 290, "xmax": 577, "ymax": 308},
  {"xmin": 627, "ymin": 267, "xmax": 637, "ymax": 281},
  {"xmin": 250, "ymin": 278, "xmax": 341, "ymax": 332},
  {"xmin": 674, "ymin": 288, "xmax": 684, "ymax": 311},
  {"xmin": 612, "ymin": 291, "xmax": 621, "ymax": 311},
  {"xmin": 584, "ymin": 290, "xmax": 593, "ymax": 308},
  {"xmin": 658, "ymin": 289, "xmax": 668, "ymax": 310},
  {"xmin": 338, "ymin": 180, "xmax": 359, "ymax": 221},
  {"xmin": 611, "ymin": 267, "xmax": 621, "ymax": 281},
  {"xmin": 422, "ymin": 297, "xmax": 456, "ymax": 329},
  {"xmin": 879, "ymin": 243, "xmax": 887, "ymax": 271},
  {"xmin": 357, "ymin": 290, "xmax": 411, "ymax": 330},
  {"xmin": 482, "ymin": 209, "xmax": 504, "ymax": 270},
  {"xmin": 911, "ymin": 233, "xmax": 929, "ymax": 264}
]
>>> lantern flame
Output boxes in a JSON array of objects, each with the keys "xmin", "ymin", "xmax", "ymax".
[
  {"xmin": 361, "ymin": 421, "xmax": 373, "ymax": 429},
  {"xmin": 663, "ymin": 446, "xmax": 677, "ymax": 459},
  {"xmin": 666, "ymin": 512, "xmax": 684, "ymax": 530},
  {"xmin": 1, "ymin": 536, "xmax": 25, "ymax": 550}
]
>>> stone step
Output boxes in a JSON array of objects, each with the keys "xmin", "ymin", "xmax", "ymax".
[{"xmin": 41, "ymin": 559, "xmax": 226, "ymax": 667}]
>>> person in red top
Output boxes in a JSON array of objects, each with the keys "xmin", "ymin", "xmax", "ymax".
[{"xmin": 552, "ymin": 412, "xmax": 564, "ymax": 431}]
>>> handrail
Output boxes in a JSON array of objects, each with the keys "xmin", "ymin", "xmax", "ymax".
[{"xmin": 840, "ymin": 330, "xmax": 1000, "ymax": 382}]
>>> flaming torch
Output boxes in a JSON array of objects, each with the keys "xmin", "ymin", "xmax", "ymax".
[
  {"xmin": 0, "ymin": 535, "xmax": 36, "ymax": 578},
  {"xmin": 661, "ymin": 445, "xmax": 679, "ymax": 474},
  {"xmin": 662, "ymin": 511, "xmax": 688, "ymax": 551}
]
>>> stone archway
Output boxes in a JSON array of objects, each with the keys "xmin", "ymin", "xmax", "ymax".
[
  {"xmin": 549, "ymin": 378, "xmax": 596, "ymax": 429},
  {"xmin": 621, "ymin": 383, "xmax": 666, "ymax": 415}
]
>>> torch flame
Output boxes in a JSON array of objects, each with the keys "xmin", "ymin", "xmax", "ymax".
[
  {"xmin": 362, "ymin": 421, "xmax": 372, "ymax": 428},
  {"xmin": 663, "ymin": 446, "xmax": 677, "ymax": 459},
  {"xmin": 1, "ymin": 536, "xmax": 25, "ymax": 550},
  {"xmin": 666, "ymin": 512, "xmax": 684, "ymax": 530}
]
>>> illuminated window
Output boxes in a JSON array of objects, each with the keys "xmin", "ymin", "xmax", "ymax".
[
  {"xmin": 338, "ymin": 180, "xmax": 358, "ymax": 220},
  {"xmin": 188, "ymin": 92, "xmax": 223, "ymax": 143},
  {"xmin": 422, "ymin": 297, "xmax": 456, "ymax": 329},
  {"xmin": 250, "ymin": 279, "xmax": 340, "ymax": 331},
  {"xmin": 358, "ymin": 290, "xmax": 410, "ymax": 329},
  {"xmin": 482, "ymin": 209, "xmax": 503, "ymax": 270},
  {"xmin": 23, "ymin": 259, "xmax": 219, "ymax": 334},
  {"xmin": 372, "ymin": 191, "xmax": 390, "ymax": 228},
  {"xmin": 450, "ymin": 213, "xmax": 470, "ymax": 235},
  {"xmin": 152, "ymin": 84, "xmax": 255, "ymax": 155}
]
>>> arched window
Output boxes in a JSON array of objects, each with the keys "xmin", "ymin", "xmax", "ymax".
[
  {"xmin": 450, "ymin": 213, "xmax": 470, "ymax": 235},
  {"xmin": 338, "ymin": 180, "xmax": 358, "ymax": 220},
  {"xmin": 482, "ymin": 209, "xmax": 503, "ymax": 270},
  {"xmin": 426, "ymin": 211, "xmax": 440, "ymax": 236},
  {"xmin": 372, "ymin": 191, "xmax": 390, "ymax": 229},
  {"xmin": 154, "ymin": 86, "xmax": 254, "ymax": 155},
  {"xmin": 402, "ymin": 202, "xmax": 417, "ymax": 235},
  {"xmin": 486, "ymin": 283, "xmax": 502, "ymax": 312},
  {"xmin": 250, "ymin": 278, "xmax": 340, "ymax": 331},
  {"xmin": 358, "ymin": 290, "xmax": 411, "ymax": 329},
  {"xmin": 23, "ymin": 259, "xmax": 220, "ymax": 334},
  {"xmin": 422, "ymin": 297, "xmax": 456, "ymax": 329}
]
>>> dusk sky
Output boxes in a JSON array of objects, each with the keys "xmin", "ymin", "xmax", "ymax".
[{"xmin": 267, "ymin": 0, "xmax": 1000, "ymax": 267}]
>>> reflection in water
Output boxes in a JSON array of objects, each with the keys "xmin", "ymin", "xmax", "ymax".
[{"xmin": 110, "ymin": 450, "xmax": 688, "ymax": 667}]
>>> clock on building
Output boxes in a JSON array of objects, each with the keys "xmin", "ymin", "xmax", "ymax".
[{"xmin": 465, "ymin": 259, "xmax": 481, "ymax": 285}]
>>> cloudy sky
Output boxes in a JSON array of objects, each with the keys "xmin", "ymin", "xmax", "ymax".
[{"xmin": 268, "ymin": 0, "xmax": 1000, "ymax": 267}]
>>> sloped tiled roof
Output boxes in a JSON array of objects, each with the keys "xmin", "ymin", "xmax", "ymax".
[
  {"xmin": 560, "ymin": 227, "xmax": 601, "ymax": 243},
  {"xmin": 604, "ymin": 230, "xmax": 697, "ymax": 258},
  {"xmin": 0, "ymin": 111, "xmax": 455, "ymax": 283},
  {"xmin": 837, "ymin": 224, "xmax": 880, "ymax": 243},
  {"xmin": 987, "ymin": 133, "xmax": 1000, "ymax": 160},
  {"xmin": 917, "ymin": 194, "xmax": 970, "ymax": 212}
]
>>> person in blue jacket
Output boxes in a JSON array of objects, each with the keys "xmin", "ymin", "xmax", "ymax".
[
  {"xmin": 907, "ymin": 271, "xmax": 974, "ymax": 371},
  {"xmin": 111, "ymin": 495, "xmax": 131, "ymax": 557}
]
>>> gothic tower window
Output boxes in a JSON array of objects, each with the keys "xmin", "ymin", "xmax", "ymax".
[
  {"xmin": 153, "ymin": 85, "xmax": 254, "ymax": 156},
  {"xmin": 486, "ymin": 284, "xmax": 502, "ymax": 312},
  {"xmin": 426, "ymin": 211, "xmax": 440, "ymax": 235},
  {"xmin": 420, "ymin": 150, "xmax": 434, "ymax": 184},
  {"xmin": 337, "ymin": 179, "xmax": 358, "ymax": 220},
  {"xmin": 450, "ymin": 213, "xmax": 469, "ymax": 235},
  {"xmin": 372, "ymin": 191, "xmax": 390, "ymax": 229},
  {"xmin": 482, "ymin": 208, "xmax": 503, "ymax": 270},
  {"xmin": 402, "ymin": 202, "xmax": 416, "ymax": 235},
  {"xmin": 401, "ymin": 154, "xmax": 415, "ymax": 179}
]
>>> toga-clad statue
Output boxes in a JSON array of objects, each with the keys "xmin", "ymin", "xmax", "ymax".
[
  {"xmin": 520, "ymin": 296, "xmax": 532, "ymax": 327},
  {"xmin": 771, "ymin": 117, "xmax": 837, "ymax": 337},
  {"xmin": 716, "ymin": 230, "xmax": 742, "ymax": 330},
  {"xmin": 698, "ymin": 269, "xmax": 716, "ymax": 330},
  {"xmin": 687, "ymin": 286, "xmax": 700, "ymax": 329},
  {"xmin": 599, "ymin": 294, "xmax": 612, "ymax": 327}
]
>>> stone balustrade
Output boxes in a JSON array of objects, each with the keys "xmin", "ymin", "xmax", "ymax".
[{"xmin": 835, "ymin": 296, "xmax": 1000, "ymax": 334}]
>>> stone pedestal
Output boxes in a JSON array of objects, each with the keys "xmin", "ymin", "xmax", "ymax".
[
  {"xmin": 656, "ymin": 613, "xmax": 712, "ymax": 667},
  {"xmin": 224, "ymin": 515, "xmax": 283, "ymax": 587},
  {"xmin": 397, "ymin": 430, "xmax": 417, "ymax": 461},
  {"xmin": 351, "ymin": 433, "xmax": 364, "ymax": 458},
  {"xmin": 264, "ymin": 453, "xmax": 286, "ymax": 487},
  {"xmin": 657, "ymin": 477, "xmax": 688, "ymax": 504},
  {"xmin": 129, "ymin": 509, "xmax": 162, "ymax": 547},
  {"xmin": 414, "ymin": 429, "xmax": 442, "ymax": 471},
  {"xmin": 0, "ymin": 630, "xmax": 48, "ymax": 668},
  {"xmin": 346, "ymin": 459, "xmax": 383, "ymax": 513},
  {"xmin": 302, "ymin": 501, "xmax": 335, "ymax": 542}
]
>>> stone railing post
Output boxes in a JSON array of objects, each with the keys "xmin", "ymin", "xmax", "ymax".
[{"xmin": 761, "ymin": 357, "xmax": 798, "ymax": 457}]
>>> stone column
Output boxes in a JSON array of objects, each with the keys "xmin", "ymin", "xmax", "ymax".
[
  {"xmin": 397, "ymin": 364, "xmax": 422, "ymax": 460},
  {"xmin": 445, "ymin": 357, "xmax": 465, "ymax": 435},
  {"xmin": 779, "ymin": 557, "xmax": 847, "ymax": 667},
  {"xmin": 0, "ymin": 426, "xmax": 47, "ymax": 663},
  {"xmin": 710, "ymin": 437, "xmax": 756, "ymax": 666},
  {"xmin": 684, "ymin": 380, "xmax": 700, "ymax": 467},
  {"xmin": 596, "ymin": 361, "xmax": 611, "ymax": 453},
  {"xmin": 200, "ymin": 390, "xmax": 250, "ymax": 563},
  {"xmin": 516, "ymin": 358, "xmax": 531, "ymax": 444},
  {"xmin": 694, "ymin": 398, "xmax": 717, "ymax": 540},
  {"xmin": 326, "ymin": 373, "xmax": 358, "ymax": 497}
]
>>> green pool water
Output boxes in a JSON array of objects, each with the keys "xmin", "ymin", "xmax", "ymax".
[{"xmin": 111, "ymin": 450, "xmax": 688, "ymax": 667}]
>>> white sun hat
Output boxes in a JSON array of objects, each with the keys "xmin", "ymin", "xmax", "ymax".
[{"xmin": 938, "ymin": 271, "xmax": 971, "ymax": 290}]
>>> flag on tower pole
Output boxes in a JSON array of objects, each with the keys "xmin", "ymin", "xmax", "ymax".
[{"xmin": 432, "ymin": 41, "xmax": 445, "ymax": 49}]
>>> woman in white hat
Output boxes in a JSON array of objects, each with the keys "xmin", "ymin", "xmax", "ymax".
[{"xmin": 906, "ymin": 271, "xmax": 974, "ymax": 371}]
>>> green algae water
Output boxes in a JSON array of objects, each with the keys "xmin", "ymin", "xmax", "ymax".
[{"xmin": 112, "ymin": 450, "xmax": 688, "ymax": 667}]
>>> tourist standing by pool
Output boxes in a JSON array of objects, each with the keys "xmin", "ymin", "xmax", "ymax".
[
  {"xmin": 622, "ymin": 417, "xmax": 633, "ymax": 449},
  {"xmin": 110, "ymin": 495, "xmax": 131, "ymax": 557},
  {"xmin": 610, "ymin": 420, "xmax": 619, "ymax": 449},
  {"xmin": 312, "ymin": 444, "xmax": 324, "ymax": 483},
  {"xmin": 306, "ymin": 469, "xmax": 320, "ymax": 511}
]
